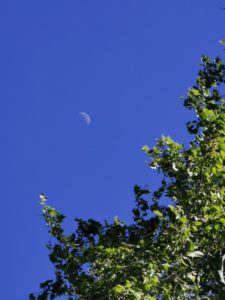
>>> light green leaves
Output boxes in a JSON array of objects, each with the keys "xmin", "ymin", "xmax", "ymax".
[
  {"xmin": 200, "ymin": 108, "xmax": 215, "ymax": 120},
  {"xmin": 189, "ymin": 88, "xmax": 200, "ymax": 96},
  {"xmin": 142, "ymin": 145, "xmax": 150, "ymax": 153},
  {"xmin": 111, "ymin": 284, "xmax": 125, "ymax": 295}
]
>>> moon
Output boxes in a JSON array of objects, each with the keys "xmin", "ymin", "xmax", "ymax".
[{"xmin": 79, "ymin": 112, "xmax": 91, "ymax": 126}]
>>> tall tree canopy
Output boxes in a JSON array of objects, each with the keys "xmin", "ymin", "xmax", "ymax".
[{"xmin": 30, "ymin": 56, "xmax": 225, "ymax": 299}]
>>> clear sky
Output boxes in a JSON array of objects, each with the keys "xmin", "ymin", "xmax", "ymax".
[{"xmin": 1, "ymin": 1, "xmax": 225, "ymax": 298}]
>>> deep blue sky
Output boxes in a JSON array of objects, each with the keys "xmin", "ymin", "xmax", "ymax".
[{"xmin": 1, "ymin": 1, "xmax": 225, "ymax": 298}]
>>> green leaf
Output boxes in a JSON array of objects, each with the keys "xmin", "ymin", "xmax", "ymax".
[
  {"xmin": 179, "ymin": 216, "xmax": 187, "ymax": 224},
  {"xmin": 200, "ymin": 108, "xmax": 215, "ymax": 119},
  {"xmin": 190, "ymin": 88, "xmax": 200, "ymax": 96},
  {"xmin": 220, "ymin": 218, "xmax": 225, "ymax": 226},
  {"xmin": 142, "ymin": 145, "xmax": 150, "ymax": 153},
  {"xmin": 153, "ymin": 210, "xmax": 163, "ymax": 217},
  {"xmin": 49, "ymin": 210, "xmax": 58, "ymax": 217},
  {"xmin": 162, "ymin": 263, "xmax": 170, "ymax": 270},
  {"xmin": 112, "ymin": 284, "xmax": 125, "ymax": 295}
]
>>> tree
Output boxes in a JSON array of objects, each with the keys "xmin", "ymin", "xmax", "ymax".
[{"xmin": 30, "ymin": 56, "xmax": 225, "ymax": 300}]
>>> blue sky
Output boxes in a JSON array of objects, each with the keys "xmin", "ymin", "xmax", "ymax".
[{"xmin": 1, "ymin": 1, "xmax": 225, "ymax": 298}]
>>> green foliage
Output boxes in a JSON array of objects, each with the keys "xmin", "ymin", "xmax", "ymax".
[{"xmin": 30, "ymin": 56, "xmax": 225, "ymax": 299}]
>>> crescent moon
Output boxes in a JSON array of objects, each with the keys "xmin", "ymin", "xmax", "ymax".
[{"xmin": 79, "ymin": 112, "xmax": 91, "ymax": 126}]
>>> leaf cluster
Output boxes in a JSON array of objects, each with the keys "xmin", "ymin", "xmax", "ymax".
[{"xmin": 30, "ymin": 56, "xmax": 225, "ymax": 300}]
